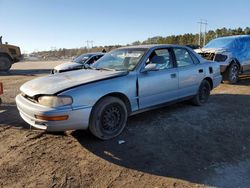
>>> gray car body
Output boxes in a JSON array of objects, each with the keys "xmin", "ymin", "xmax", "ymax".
[
  {"xmin": 53, "ymin": 52, "xmax": 104, "ymax": 73},
  {"xmin": 16, "ymin": 44, "xmax": 222, "ymax": 131},
  {"xmin": 195, "ymin": 35, "xmax": 250, "ymax": 73}
]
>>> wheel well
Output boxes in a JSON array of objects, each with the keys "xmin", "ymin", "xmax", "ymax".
[
  {"xmin": 230, "ymin": 59, "xmax": 241, "ymax": 71},
  {"xmin": 204, "ymin": 77, "xmax": 213, "ymax": 89},
  {"xmin": 95, "ymin": 92, "xmax": 132, "ymax": 114}
]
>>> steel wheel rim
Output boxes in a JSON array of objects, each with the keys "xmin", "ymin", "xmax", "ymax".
[
  {"xmin": 101, "ymin": 104, "xmax": 123, "ymax": 134},
  {"xmin": 230, "ymin": 65, "xmax": 238, "ymax": 81},
  {"xmin": 199, "ymin": 85, "xmax": 209, "ymax": 103}
]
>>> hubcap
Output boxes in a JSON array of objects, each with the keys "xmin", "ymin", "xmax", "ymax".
[{"xmin": 101, "ymin": 104, "xmax": 122, "ymax": 134}]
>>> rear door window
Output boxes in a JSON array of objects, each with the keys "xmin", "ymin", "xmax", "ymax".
[{"xmin": 173, "ymin": 48, "xmax": 194, "ymax": 67}]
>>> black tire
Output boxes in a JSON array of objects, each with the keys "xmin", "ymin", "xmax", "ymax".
[
  {"xmin": 192, "ymin": 80, "xmax": 211, "ymax": 106},
  {"xmin": 223, "ymin": 62, "xmax": 239, "ymax": 84},
  {"xmin": 0, "ymin": 56, "xmax": 12, "ymax": 72},
  {"xmin": 89, "ymin": 96, "xmax": 128, "ymax": 140}
]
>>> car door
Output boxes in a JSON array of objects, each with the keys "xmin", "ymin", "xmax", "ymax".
[
  {"xmin": 173, "ymin": 48, "xmax": 205, "ymax": 97},
  {"xmin": 138, "ymin": 48, "xmax": 179, "ymax": 109}
]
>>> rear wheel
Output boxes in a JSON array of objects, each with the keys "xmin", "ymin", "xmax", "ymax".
[
  {"xmin": 89, "ymin": 96, "xmax": 128, "ymax": 140},
  {"xmin": 0, "ymin": 56, "xmax": 12, "ymax": 72},
  {"xmin": 192, "ymin": 80, "xmax": 211, "ymax": 106},
  {"xmin": 223, "ymin": 62, "xmax": 239, "ymax": 84}
]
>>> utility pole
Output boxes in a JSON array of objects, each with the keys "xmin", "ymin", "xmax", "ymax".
[
  {"xmin": 86, "ymin": 40, "xmax": 89, "ymax": 50},
  {"xmin": 86, "ymin": 40, "xmax": 94, "ymax": 51},
  {"xmin": 90, "ymin": 40, "xmax": 94, "ymax": 48},
  {"xmin": 197, "ymin": 19, "xmax": 208, "ymax": 47},
  {"xmin": 203, "ymin": 20, "xmax": 208, "ymax": 47},
  {"xmin": 198, "ymin": 21, "xmax": 202, "ymax": 46}
]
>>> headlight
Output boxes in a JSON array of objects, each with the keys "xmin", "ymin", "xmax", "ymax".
[{"xmin": 38, "ymin": 96, "xmax": 73, "ymax": 107}]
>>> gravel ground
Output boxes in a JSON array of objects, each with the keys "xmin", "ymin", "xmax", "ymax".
[{"xmin": 0, "ymin": 61, "xmax": 250, "ymax": 188}]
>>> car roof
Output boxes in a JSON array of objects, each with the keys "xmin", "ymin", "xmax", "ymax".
[
  {"xmin": 81, "ymin": 52, "xmax": 104, "ymax": 56},
  {"xmin": 215, "ymin": 35, "xmax": 250, "ymax": 40},
  {"xmin": 116, "ymin": 44, "xmax": 190, "ymax": 50}
]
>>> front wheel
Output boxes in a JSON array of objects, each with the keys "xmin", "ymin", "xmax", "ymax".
[
  {"xmin": 0, "ymin": 57, "xmax": 12, "ymax": 72},
  {"xmin": 192, "ymin": 80, "xmax": 211, "ymax": 106},
  {"xmin": 223, "ymin": 62, "xmax": 239, "ymax": 84},
  {"xmin": 89, "ymin": 96, "xmax": 128, "ymax": 140}
]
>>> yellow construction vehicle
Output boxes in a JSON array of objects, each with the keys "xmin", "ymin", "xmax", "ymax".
[{"xmin": 0, "ymin": 36, "xmax": 22, "ymax": 71}]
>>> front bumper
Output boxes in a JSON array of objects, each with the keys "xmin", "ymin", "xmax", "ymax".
[{"xmin": 15, "ymin": 94, "xmax": 92, "ymax": 131}]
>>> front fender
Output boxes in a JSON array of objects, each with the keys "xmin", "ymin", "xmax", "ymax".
[{"xmin": 59, "ymin": 72, "xmax": 138, "ymax": 112}]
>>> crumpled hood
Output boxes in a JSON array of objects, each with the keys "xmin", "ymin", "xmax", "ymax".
[
  {"xmin": 53, "ymin": 61, "xmax": 82, "ymax": 71},
  {"xmin": 20, "ymin": 69, "xmax": 128, "ymax": 97},
  {"xmin": 195, "ymin": 48, "xmax": 229, "ymax": 54}
]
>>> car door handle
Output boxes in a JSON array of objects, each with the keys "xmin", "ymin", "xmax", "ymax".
[
  {"xmin": 198, "ymin": 69, "xmax": 204, "ymax": 73},
  {"xmin": 170, "ymin": 73, "xmax": 177, "ymax": 78}
]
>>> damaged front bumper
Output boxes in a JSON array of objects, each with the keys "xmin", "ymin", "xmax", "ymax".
[
  {"xmin": 198, "ymin": 52, "xmax": 229, "ymax": 73},
  {"xmin": 15, "ymin": 94, "xmax": 92, "ymax": 131}
]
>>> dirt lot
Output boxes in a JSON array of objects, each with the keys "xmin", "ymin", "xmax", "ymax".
[{"xmin": 0, "ymin": 61, "xmax": 250, "ymax": 188}]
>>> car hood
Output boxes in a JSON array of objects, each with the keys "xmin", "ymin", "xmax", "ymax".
[
  {"xmin": 20, "ymin": 69, "xmax": 128, "ymax": 97},
  {"xmin": 195, "ymin": 48, "xmax": 229, "ymax": 54},
  {"xmin": 54, "ymin": 61, "xmax": 82, "ymax": 71}
]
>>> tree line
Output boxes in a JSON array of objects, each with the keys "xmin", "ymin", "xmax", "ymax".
[
  {"xmin": 132, "ymin": 27, "xmax": 250, "ymax": 46},
  {"xmin": 32, "ymin": 27, "xmax": 250, "ymax": 60}
]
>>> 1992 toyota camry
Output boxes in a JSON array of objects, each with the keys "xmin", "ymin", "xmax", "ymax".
[{"xmin": 16, "ymin": 45, "xmax": 222, "ymax": 140}]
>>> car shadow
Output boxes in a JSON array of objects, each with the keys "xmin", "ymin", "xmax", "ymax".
[
  {"xmin": 0, "ymin": 69, "xmax": 51, "ymax": 76},
  {"xmin": 236, "ymin": 73, "xmax": 250, "ymax": 86},
  {"xmin": 72, "ymin": 93, "xmax": 250, "ymax": 187},
  {"xmin": 0, "ymin": 104, "xmax": 30, "ymax": 129},
  {"xmin": 0, "ymin": 104, "xmax": 70, "ymax": 137}
]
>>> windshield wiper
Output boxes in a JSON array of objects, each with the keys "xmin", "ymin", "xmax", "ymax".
[
  {"xmin": 96, "ymin": 67, "xmax": 115, "ymax": 71},
  {"xmin": 83, "ymin": 64, "xmax": 96, "ymax": 70}
]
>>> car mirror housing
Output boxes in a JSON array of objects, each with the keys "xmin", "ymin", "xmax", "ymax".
[{"xmin": 142, "ymin": 63, "xmax": 158, "ymax": 73}]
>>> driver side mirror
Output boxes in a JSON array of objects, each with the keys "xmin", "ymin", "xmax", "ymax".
[{"xmin": 141, "ymin": 63, "xmax": 158, "ymax": 73}]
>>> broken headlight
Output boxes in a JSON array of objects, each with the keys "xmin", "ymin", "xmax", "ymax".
[{"xmin": 214, "ymin": 54, "xmax": 227, "ymax": 62}]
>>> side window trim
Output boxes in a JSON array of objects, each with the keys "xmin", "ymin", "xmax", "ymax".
[
  {"xmin": 188, "ymin": 50, "xmax": 200, "ymax": 64},
  {"xmin": 169, "ymin": 48, "xmax": 177, "ymax": 68},
  {"xmin": 86, "ymin": 56, "xmax": 94, "ymax": 64}
]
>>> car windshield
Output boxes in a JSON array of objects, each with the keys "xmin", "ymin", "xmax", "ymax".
[
  {"xmin": 73, "ymin": 54, "xmax": 92, "ymax": 64},
  {"xmin": 204, "ymin": 38, "xmax": 235, "ymax": 49},
  {"xmin": 92, "ymin": 49, "xmax": 146, "ymax": 71}
]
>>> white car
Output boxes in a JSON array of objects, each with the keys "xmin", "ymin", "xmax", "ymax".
[{"xmin": 52, "ymin": 52, "xmax": 104, "ymax": 74}]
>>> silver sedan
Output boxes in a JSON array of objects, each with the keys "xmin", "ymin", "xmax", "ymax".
[{"xmin": 16, "ymin": 45, "xmax": 222, "ymax": 140}]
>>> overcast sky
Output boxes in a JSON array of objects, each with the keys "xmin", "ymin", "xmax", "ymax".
[{"xmin": 0, "ymin": 0, "xmax": 249, "ymax": 53}]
